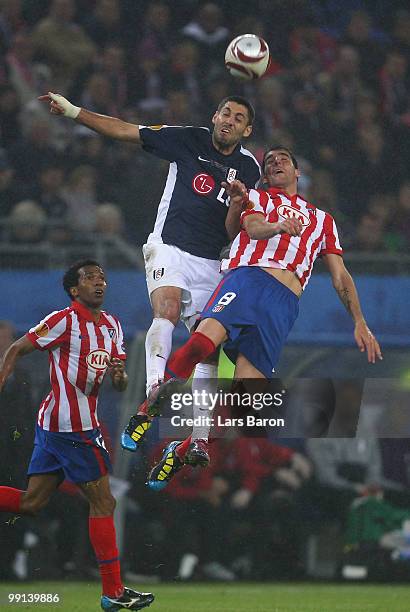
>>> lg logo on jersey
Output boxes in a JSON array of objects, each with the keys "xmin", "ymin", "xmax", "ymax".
[{"xmin": 192, "ymin": 173, "xmax": 215, "ymax": 195}]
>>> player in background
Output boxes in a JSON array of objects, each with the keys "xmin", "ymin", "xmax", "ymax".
[
  {"xmin": 0, "ymin": 261, "xmax": 154, "ymax": 611},
  {"xmin": 39, "ymin": 92, "xmax": 260, "ymax": 461},
  {"xmin": 144, "ymin": 145, "xmax": 383, "ymax": 490}
]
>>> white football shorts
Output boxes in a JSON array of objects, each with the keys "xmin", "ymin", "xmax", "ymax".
[{"xmin": 143, "ymin": 240, "xmax": 223, "ymax": 330}]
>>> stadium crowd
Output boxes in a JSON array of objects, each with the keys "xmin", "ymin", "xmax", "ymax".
[{"xmin": 0, "ymin": 0, "xmax": 409, "ymax": 264}]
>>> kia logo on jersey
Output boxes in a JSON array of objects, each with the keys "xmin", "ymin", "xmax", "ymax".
[
  {"xmin": 86, "ymin": 349, "xmax": 110, "ymax": 370},
  {"xmin": 192, "ymin": 173, "xmax": 215, "ymax": 195},
  {"xmin": 277, "ymin": 204, "xmax": 311, "ymax": 227}
]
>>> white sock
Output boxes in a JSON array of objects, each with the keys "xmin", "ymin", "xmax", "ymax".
[
  {"xmin": 145, "ymin": 318, "xmax": 175, "ymax": 395},
  {"xmin": 191, "ymin": 363, "xmax": 218, "ymax": 441}
]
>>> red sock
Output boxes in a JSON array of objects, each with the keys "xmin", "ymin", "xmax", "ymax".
[
  {"xmin": 165, "ymin": 332, "xmax": 216, "ymax": 381},
  {"xmin": 176, "ymin": 436, "xmax": 192, "ymax": 460},
  {"xmin": 89, "ymin": 515, "xmax": 123, "ymax": 598},
  {"xmin": 0, "ymin": 487, "xmax": 23, "ymax": 513}
]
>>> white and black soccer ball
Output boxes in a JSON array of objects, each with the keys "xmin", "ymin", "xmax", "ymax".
[{"xmin": 225, "ymin": 34, "xmax": 270, "ymax": 80}]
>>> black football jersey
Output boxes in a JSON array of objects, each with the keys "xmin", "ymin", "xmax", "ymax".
[{"xmin": 139, "ymin": 125, "xmax": 261, "ymax": 260}]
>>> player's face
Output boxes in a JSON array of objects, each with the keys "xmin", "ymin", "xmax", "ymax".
[
  {"xmin": 263, "ymin": 150, "xmax": 300, "ymax": 191},
  {"xmin": 212, "ymin": 102, "xmax": 253, "ymax": 152},
  {"xmin": 71, "ymin": 265, "xmax": 107, "ymax": 308}
]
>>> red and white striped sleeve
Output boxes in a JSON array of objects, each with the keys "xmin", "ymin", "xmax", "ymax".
[
  {"xmin": 240, "ymin": 188, "xmax": 273, "ymax": 227},
  {"xmin": 319, "ymin": 213, "xmax": 343, "ymax": 256},
  {"xmin": 26, "ymin": 309, "xmax": 69, "ymax": 351},
  {"xmin": 112, "ymin": 317, "xmax": 126, "ymax": 360}
]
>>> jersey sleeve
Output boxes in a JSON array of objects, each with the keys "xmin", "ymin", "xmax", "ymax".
[
  {"xmin": 112, "ymin": 318, "xmax": 126, "ymax": 360},
  {"xmin": 26, "ymin": 310, "xmax": 69, "ymax": 351},
  {"xmin": 139, "ymin": 125, "xmax": 188, "ymax": 162},
  {"xmin": 240, "ymin": 188, "xmax": 273, "ymax": 227},
  {"xmin": 319, "ymin": 213, "xmax": 343, "ymax": 256}
]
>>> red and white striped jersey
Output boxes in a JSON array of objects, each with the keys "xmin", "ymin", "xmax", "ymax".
[
  {"xmin": 26, "ymin": 301, "xmax": 126, "ymax": 433},
  {"xmin": 221, "ymin": 187, "xmax": 343, "ymax": 289}
]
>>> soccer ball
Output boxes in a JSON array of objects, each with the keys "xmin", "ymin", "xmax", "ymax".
[{"xmin": 225, "ymin": 34, "xmax": 270, "ymax": 80}]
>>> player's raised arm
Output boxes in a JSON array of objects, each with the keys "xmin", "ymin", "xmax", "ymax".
[
  {"xmin": 323, "ymin": 253, "xmax": 383, "ymax": 363},
  {"xmin": 38, "ymin": 92, "xmax": 141, "ymax": 143},
  {"xmin": 0, "ymin": 336, "xmax": 36, "ymax": 392}
]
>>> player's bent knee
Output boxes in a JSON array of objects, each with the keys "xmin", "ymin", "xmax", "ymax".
[
  {"xmin": 90, "ymin": 494, "xmax": 116, "ymax": 517},
  {"xmin": 20, "ymin": 492, "xmax": 50, "ymax": 515},
  {"xmin": 155, "ymin": 303, "xmax": 180, "ymax": 326}
]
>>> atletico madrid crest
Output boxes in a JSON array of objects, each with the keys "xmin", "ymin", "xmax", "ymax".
[{"xmin": 212, "ymin": 304, "xmax": 225, "ymax": 313}]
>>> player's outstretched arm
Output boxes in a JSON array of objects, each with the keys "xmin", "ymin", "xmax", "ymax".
[
  {"xmin": 323, "ymin": 253, "xmax": 382, "ymax": 364},
  {"xmin": 38, "ymin": 92, "xmax": 141, "ymax": 143},
  {"xmin": 0, "ymin": 336, "xmax": 36, "ymax": 392}
]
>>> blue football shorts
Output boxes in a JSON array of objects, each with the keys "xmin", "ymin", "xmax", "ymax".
[
  {"xmin": 28, "ymin": 425, "xmax": 112, "ymax": 484},
  {"xmin": 200, "ymin": 266, "xmax": 299, "ymax": 377}
]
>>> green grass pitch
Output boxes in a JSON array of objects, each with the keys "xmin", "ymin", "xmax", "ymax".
[{"xmin": 1, "ymin": 582, "xmax": 410, "ymax": 611}]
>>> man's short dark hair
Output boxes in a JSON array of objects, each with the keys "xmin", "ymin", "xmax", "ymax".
[
  {"xmin": 262, "ymin": 145, "xmax": 299, "ymax": 172},
  {"xmin": 217, "ymin": 96, "xmax": 255, "ymax": 125},
  {"xmin": 63, "ymin": 259, "xmax": 102, "ymax": 299}
]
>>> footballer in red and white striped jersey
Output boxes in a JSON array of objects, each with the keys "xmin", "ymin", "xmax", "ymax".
[
  {"xmin": 26, "ymin": 301, "xmax": 125, "ymax": 433},
  {"xmin": 222, "ymin": 186, "xmax": 342, "ymax": 289}
]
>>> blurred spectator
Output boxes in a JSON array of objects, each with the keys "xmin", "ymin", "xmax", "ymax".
[
  {"xmin": 8, "ymin": 200, "xmax": 46, "ymax": 244},
  {"xmin": 287, "ymin": 90, "xmax": 337, "ymax": 168},
  {"xmin": 391, "ymin": 9, "xmax": 410, "ymax": 56},
  {"xmin": 79, "ymin": 72, "xmax": 118, "ymax": 116},
  {"xmin": 350, "ymin": 213, "xmax": 386, "ymax": 252},
  {"xmin": 82, "ymin": 0, "xmax": 122, "ymax": 48},
  {"xmin": 283, "ymin": 53, "xmax": 323, "ymax": 99},
  {"xmin": 339, "ymin": 124, "xmax": 401, "ymax": 216},
  {"xmin": 203, "ymin": 75, "xmax": 232, "ymax": 114},
  {"xmin": 355, "ymin": 92, "xmax": 382, "ymax": 131},
  {"xmin": 321, "ymin": 44, "xmax": 365, "ymax": 127},
  {"xmin": 0, "ymin": 0, "xmax": 26, "ymax": 51},
  {"xmin": 32, "ymin": 164, "xmax": 68, "ymax": 221},
  {"xmin": 62, "ymin": 165, "xmax": 98, "ymax": 232},
  {"xmin": 6, "ymin": 31, "xmax": 51, "ymax": 106},
  {"xmin": 342, "ymin": 10, "xmax": 386, "ymax": 89},
  {"xmin": 67, "ymin": 128, "xmax": 107, "ymax": 172},
  {"xmin": 388, "ymin": 180, "xmax": 410, "ymax": 250},
  {"xmin": 255, "ymin": 77, "xmax": 288, "ymax": 139},
  {"xmin": 0, "ymin": 148, "xmax": 28, "ymax": 217},
  {"xmin": 182, "ymin": 3, "xmax": 229, "ymax": 72},
  {"xmin": 8, "ymin": 117, "xmax": 60, "ymax": 186},
  {"xmin": 164, "ymin": 41, "xmax": 202, "ymax": 110},
  {"xmin": 289, "ymin": 15, "xmax": 337, "ymax": 70},
  {"xmin": 95, "ymin": 202, "xmax": 124, "ymax": 237},
  {"xmin": 130, "ymin": 2, "xmax": 172, "ymax": 109},
  {"xmin": 71, "ymin": 42, "xmax": 129, "ymax": 113},
  {"xmin": 379, "ymin": 50, "xmax": 410, "ymax": 128},
  {"xmin": 163, "ymin": 89, "xmax": 199, "ymax": 126},
  {"xmin": 136, "ymin": 1, "xmax": 172, "ymax": 65},
  {"xmin": 31, "ymin": 0, "xmax": 97, "ymax": 89},
  {"xmin": 308, "ymin": 168, "xmax": 342, "ymax": 219},
  {"xmin": 0, "ymin": 83, "xmax": 21, "ymax": 146}
]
